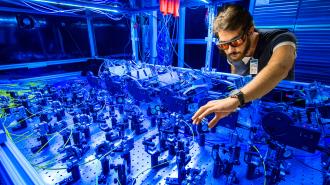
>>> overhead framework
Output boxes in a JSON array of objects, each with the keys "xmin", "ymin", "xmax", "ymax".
[{"xmin": 0, "ymin": 0, "xmax": 244, "ymax": 70}]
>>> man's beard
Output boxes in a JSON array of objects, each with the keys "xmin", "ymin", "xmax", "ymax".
[{"xmin": 223, "ymin": 36, "xmax": 251, "ymax": 62}]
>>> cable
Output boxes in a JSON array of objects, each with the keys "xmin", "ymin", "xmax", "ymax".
[
  {"xmin": 252, "ymin": 145, "xmax": 267, "ymax": 185},
  {"xmin": 35, "ymin": 127, "xmax": 67, "ymax": 153},
  {"xmin": 158, "ymin": 15, "xmax": 174, "ymax": 65},
  {"xmin": 33, "ymin": 153, "xmax": 62, "ymax": 168},
  {"xmin": 22, "ymin": 1, "xmax": 56, "ymax": 14},
  {"xmin": 169, "ymin": 18, "xmax": 178, "ymax": 64},
  {"xmin": 164, "ymin": 27, "xmax": 213, "ymax": 79},
  {"xmin": 63, "ymin": 27, "xmax": 84, "ymax": 57},
  {"xmin": 7, "ymin": 107, "xmax": 50, "ymax": 129},
  {"xmin": 118, "ymin": 173, "xmax": 122, "ymax": 185},
  {"xmin": 24, "ymin": 107, "xmax": 34, "ymax": 116},
  {"xmin": 32, "ymin": 128, "xmax": 73, "ymax": 168},
  {"xmin": 63, "ymin": 128, "xmax": 73, "ymax": 147},
  {"xmin": 14, "ymin": 132, "xmax": 35, "ymax": 143},
  {"xmin": 8, "ymin": 130, "xmax": 31, "ymax": 137},
  {"xmin": 206, "ymin": 139, "xmax": 227, "ymax": 143},
  {"xmin": 188, "ymin": 6, "xmax": 203, "ymax": 10},
  {"xmin": 97, "ymin": 100, "xmax": 107, "ymax": 116},
  {"xmin": 98, "ymin": 59, "xmax": 116, "ymax": 77},
  {"xmin": 24, "ymin": 1, "xmax": 59, "ymax": 12},
  {"xmin": 39, "ymin": 142, "xmax": 119, "ymax": 171},
  {"xmin": 91, "ymin": 9, "xmax": 126, "ymax": 21},
  {"xmin": 80, "ymin": 141, "xmax": 121, "ymax": 167},
  {"xmin": 182, "ymin": 120, "xmax": 195, "ymax": 151},
  {"xmin": 132, "ymin": 160, "xmax": 170, "ymax": 184},
  {"xmin": 21, "ymin": 0, "xmax": 85, "ymax": 14},
  {"xmin": 1, "ymin": 113, "xmax": 13, "ymax": 141},
  {"xmin": 0, "ymin": 104, "xmax": 18, "ymax": 110}
]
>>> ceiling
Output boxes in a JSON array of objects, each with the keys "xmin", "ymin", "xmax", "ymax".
[
  {"xmin": 0, "ymin": 0, "xmax": 219, "ymax": 16},
  {"xmin": 0, "ymin": 0, "xmax": 242, "ymax": 18}
]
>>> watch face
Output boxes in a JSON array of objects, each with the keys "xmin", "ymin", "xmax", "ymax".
[
  {"xmin": 229, "ymin": 89, "xmax": 244, "ymax": 107},
  {"xmin": 230, "ymin": 89, "xmax": 240, "ymax": 96}
]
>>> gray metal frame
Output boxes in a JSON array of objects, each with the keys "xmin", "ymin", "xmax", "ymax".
[
  {"xmin": 205, "ymin": 5, "xmax": 216, "ymax": 71},
  {"xmin": 0, "ymin": 133, "xmax": 45, "ymax": 185}
]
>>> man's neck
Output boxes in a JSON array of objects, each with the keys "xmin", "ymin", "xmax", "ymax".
[{"xmin": 246, "ymin": 31, "xmax": 259, "ymax": 57}]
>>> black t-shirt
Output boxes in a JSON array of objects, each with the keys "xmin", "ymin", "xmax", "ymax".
[
  {"xmin": 253, "ymin": 29, "xmax": 296, "ymax": 80},
  {"xmin": 231, "ymin": 29, "xmax": 297, "ymax": 80}
]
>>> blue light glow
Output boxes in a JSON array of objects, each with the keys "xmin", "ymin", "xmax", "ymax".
[{"xmin": 0, "ymin": 17, "xmax": 16, "ymax": 23}]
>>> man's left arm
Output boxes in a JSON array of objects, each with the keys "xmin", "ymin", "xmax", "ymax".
[{"xmin": 240, "ymin": 45, "xmax": 296, "ymax": 102}]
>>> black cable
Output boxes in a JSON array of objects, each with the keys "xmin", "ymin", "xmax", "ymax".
[{"xmin": 64, "ymin": 27, "xmax": 84, "ymax": 57}]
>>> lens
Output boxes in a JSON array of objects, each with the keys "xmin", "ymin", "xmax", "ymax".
[
  {"xmin": 217, "ymin": 33, "xmax": 245, "ymax": 50},
  {"xmin": 230, "ymin": 38, "xmax": 244, "ymax": 47},
  {"xmin": 218, "ymin": 43, "xmax": 229, "ymax": 50}
]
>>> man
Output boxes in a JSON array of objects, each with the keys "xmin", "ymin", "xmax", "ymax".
[{"xmin": 192, "ymin": 4, "xmax": 296, "ymax": 128}]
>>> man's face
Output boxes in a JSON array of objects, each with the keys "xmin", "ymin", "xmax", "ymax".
[{"xmin": 217, "ymin": 28, "xmax": 250, "ymax": 62}]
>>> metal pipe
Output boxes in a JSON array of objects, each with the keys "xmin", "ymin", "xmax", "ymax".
[
  {"xmin": 205, "ymin": 5, "xmax": 215, "ymax": 71},
  {"xmin": 151, "ymin": 10, "xmax": 157, "ymax": 64},
  {"xmin": 178, "ymin": 7, "xmax": 186, "ymax": 67},
  {"xmin": 86, "ymin": 11, "xmax": 98, "ymax": 58}
]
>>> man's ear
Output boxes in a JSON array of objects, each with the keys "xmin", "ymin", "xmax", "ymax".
[
  {"xmin": 248, "ymin": 26, "xmax": 255, "ymax": 35},
  {"xmin": 214, "ymin": 32, "xmax": 219, "ymax": 39}
]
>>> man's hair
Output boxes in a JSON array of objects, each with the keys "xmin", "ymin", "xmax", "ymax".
[{"xmin": 213, "ymin": 4, "xmax": 254, "ymax": 38}]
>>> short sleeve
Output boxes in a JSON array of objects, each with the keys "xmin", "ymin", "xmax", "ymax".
[{"xmin": 271, "ymin": 31, "xmax": 297, "ymax": 52}]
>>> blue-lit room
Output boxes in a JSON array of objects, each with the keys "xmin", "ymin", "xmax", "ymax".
[{"xmin": 0, "ymin": 0, "xmax": 330, "ymax": 185}]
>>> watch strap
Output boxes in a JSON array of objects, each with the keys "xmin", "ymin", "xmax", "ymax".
[{"xmin": 230, "ymin": 90, "xmax": 245, "ymax": 107}]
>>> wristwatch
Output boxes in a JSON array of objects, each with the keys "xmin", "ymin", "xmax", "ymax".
[{"xmin": 229, "ymin": 89, "xmax": 245, "ymax": 107}]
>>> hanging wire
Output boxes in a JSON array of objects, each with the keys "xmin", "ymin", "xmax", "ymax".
[{"xmin": 21, "ymin": 1, "xmax": 85, "ymax": 14}]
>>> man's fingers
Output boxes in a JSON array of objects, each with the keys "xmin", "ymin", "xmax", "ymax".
[
  {"xmin": 192, "ymin": 104, "xmax": 210, "ymax": 121},
  {"xmin": 208, "ymin": 115, "xmax": 221, "ymax": 128},
  {"xmin": 208, "ymin": 113, "xmax": 230, "ymax": 128},
  {"xmin": 192, "ymin": 100, "xmax": 218, "ymax": 121},
  {"xmin": 195, "ymin": 108, "xmax": 213, "ymax": 124}
]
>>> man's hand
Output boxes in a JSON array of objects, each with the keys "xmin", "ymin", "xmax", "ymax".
[{"xmin": 191, "ymin": 97, "xmax": 240, "ymax": 128}]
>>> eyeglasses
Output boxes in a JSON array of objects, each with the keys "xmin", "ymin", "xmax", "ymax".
[{"xmin": 216, "ymin": 32, "xmax": 246, "ymax": 50}]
